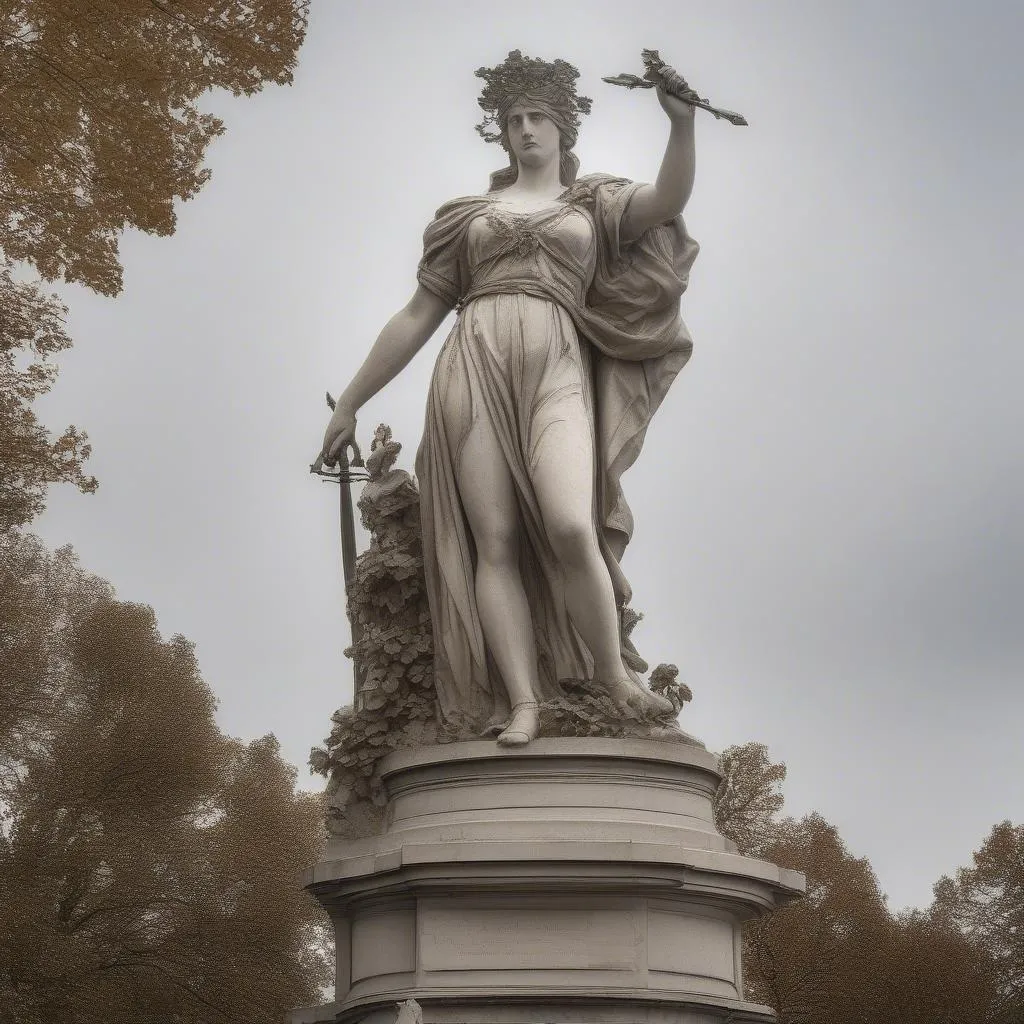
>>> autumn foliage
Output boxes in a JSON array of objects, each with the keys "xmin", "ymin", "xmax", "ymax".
[
  {"xmin": 0, "ymin": 0, "xmax": 309, "ymax": 527},
  {"xmin": 0, "ymin": 6, "xmax": 330, "ymax": 1018},
  {"xmin": 0, "ymin": 532, "xmax": 331, "ymax": 1024},
  {"xmin": 714, "ymin": 741, "xmax": 786, "ymax": 857},
  {"xmin": 715, "ymin": 743, "xmax": 1010, "ymax": 1023},
  {"xmin": 1, "ymin": 0, "xmax": 308, "ymax": 295},
  {"xmin": 0, "ymin": 266, "xmax": 93, "ymax": 530},
  {"xmin": 933, "ymin": 821, "xmax": 1024, "ymax": 1023}
]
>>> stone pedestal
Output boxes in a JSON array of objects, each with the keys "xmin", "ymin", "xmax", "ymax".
[{"xmin": 297, "ymin": 738, "xmax": 803, "ymax": 1024}]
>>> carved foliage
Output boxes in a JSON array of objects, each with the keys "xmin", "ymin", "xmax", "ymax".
[
  {"xmin": 310, "ymin": 427, "xmax": 445, "ymax": 838},
  {"xmin": 309, "ymin": 426, "xmax": 697, "ymax": 838},
  {"xmin": 541, "ymin": 667, "xmax": 693, "ymax": 740}
]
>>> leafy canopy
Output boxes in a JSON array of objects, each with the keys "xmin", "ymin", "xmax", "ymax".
[
  {"xmin": 0, "ymin": 531, "xmax": 331, "ymax": 1024},
  {"xmin": 1, "ymin": 0, "xmax": 309, "ymax": 295},
  {"xmin": 0, "ymin": 1, "xmax": 309, "ymax": 526},
  {"xmin": 713, "ymin": 743, "xmax": 1004, "ymax": 1022}
]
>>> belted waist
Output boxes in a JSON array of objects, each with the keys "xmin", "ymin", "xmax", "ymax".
[{"xmin": 458, "ymin": 278, "xmax": 583, "ymax": 313}]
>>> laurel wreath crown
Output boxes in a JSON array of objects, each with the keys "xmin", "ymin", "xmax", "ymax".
[{"xmin": 475, "ymin": 49, "xmax": 592, "ymax": 144}]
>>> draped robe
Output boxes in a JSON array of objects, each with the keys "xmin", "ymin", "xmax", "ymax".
[{"xmin": 413, "ymin": 173, "xmax": 699, "ymax": 731}]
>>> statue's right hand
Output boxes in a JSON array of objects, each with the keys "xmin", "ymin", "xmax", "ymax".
[{"xmin": 313, "ymin": 403, "xmax": 357, "ymax": 473}]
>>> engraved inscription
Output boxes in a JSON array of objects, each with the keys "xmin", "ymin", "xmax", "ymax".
[{"xmin": 419, "ymin": 906, "xmax": 643, "ymax": 972}]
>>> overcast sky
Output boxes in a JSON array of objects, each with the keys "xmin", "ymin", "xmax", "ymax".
[{"xmin": 35, "ymin": 1, "xmax": 1023, "ymax": 913}]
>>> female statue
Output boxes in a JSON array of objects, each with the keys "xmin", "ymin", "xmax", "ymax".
[{"xmin": 315, "ymin": 51, "xmax": 700, "ymax": 747}]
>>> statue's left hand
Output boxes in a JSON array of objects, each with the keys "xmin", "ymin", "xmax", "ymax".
[{"xmin": 657, "ymin": 84, "xmax": 698, "ymax": 123}]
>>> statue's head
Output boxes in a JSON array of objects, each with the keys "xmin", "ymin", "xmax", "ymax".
[{"xmin": 475, "ymin": 50, "xmax": 592, "ymax": 191}]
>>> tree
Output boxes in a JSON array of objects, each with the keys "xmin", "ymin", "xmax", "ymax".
[
  {"xmin": 714, "ymin": 741, "xmax": 787, "ymax": 857},
  {"xmin": 0, "ymin": 530, "xmax": 109, "ymax": 793},
  {"xmin": 735, "ymin": 806, "xmax": 1002, "ymax": 1024},
  {"xmin": 716, "ymin": 743, "xmax": 1005, "ymax": 1022},
  {"xmin": 0, "ymin": 269, "xmax": 94, "ymax": 530},
  {"xmin": 869, "ymin": 909, "xmax": 999, "ymax": 1024},
  {"xmin": 1, "ymin": 0, "xmax": 309, "ymax": 295},
  {"xmin": 713, "ymin": 747, "xmax": 891, "ymax": 1019},
  {"xmin": 933, "ymin": 821, "xmax": 1024, "ymax": 1023},
  {"xmin": 0, "ymin": 0, "xmax": 309, "ymax": 524},
  {"xmin": 741, "ymin": 813, "xmax": 892, "ymax": 1023},
  {"xmin": 0, "ymin": 532, "xmax": 331, "ymax": 1024}
]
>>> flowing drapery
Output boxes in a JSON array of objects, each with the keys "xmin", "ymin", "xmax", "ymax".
[{"xmin": 414, "ymin": 174, "xmax": 699, "ymax": 730}]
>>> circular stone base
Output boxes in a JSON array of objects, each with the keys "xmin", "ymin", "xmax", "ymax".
[{"xmin": 301, "ymin": 739, "xmax": 803, "ymax": 1024}]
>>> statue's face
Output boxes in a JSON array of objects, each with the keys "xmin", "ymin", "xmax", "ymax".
[{"xmin": 504, "ymin": 104, "xmax": 560, "ymax": 169}]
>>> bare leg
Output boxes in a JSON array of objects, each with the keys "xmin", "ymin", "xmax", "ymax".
[
  {"xmin": 530, "ymin": 408, "xmax": 672, "ymax": 715},
  {"xmin": 529, "ymin": 413, "xmax": 623, "ymax": 680},
  {"xmin": 453, "ymin": 417, "xmax": 541, "ymax": 735}
]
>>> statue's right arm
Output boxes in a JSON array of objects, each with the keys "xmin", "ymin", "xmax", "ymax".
[{"xmin": 318, "ymin": 285, "xmax": 452, "ymax": 465}]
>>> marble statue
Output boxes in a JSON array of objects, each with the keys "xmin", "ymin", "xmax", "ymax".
[
  {"xmin": 314, "ymin": 50, "xmax": 702, "ymax": 748},
  {"xmin": 293, "ymin": 59, "xmax": 806, "ymax": 1024}
]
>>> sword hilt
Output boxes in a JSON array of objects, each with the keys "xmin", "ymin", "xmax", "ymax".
[{"xmin": 603, "ymin": 48, "xmax": 748, "ymax": 127}]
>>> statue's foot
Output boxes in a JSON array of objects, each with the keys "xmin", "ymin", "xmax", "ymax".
[
  {"xmin": 601, "ymin": 677, "xmax": 675, "ymax": 719},
  {"xmin": 496, "ymin": 701, "xmax": 541, "ymax": 747},
  {"xmin": 480, "ymin": 716, "xmax": 508, "ymax": 738}
]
